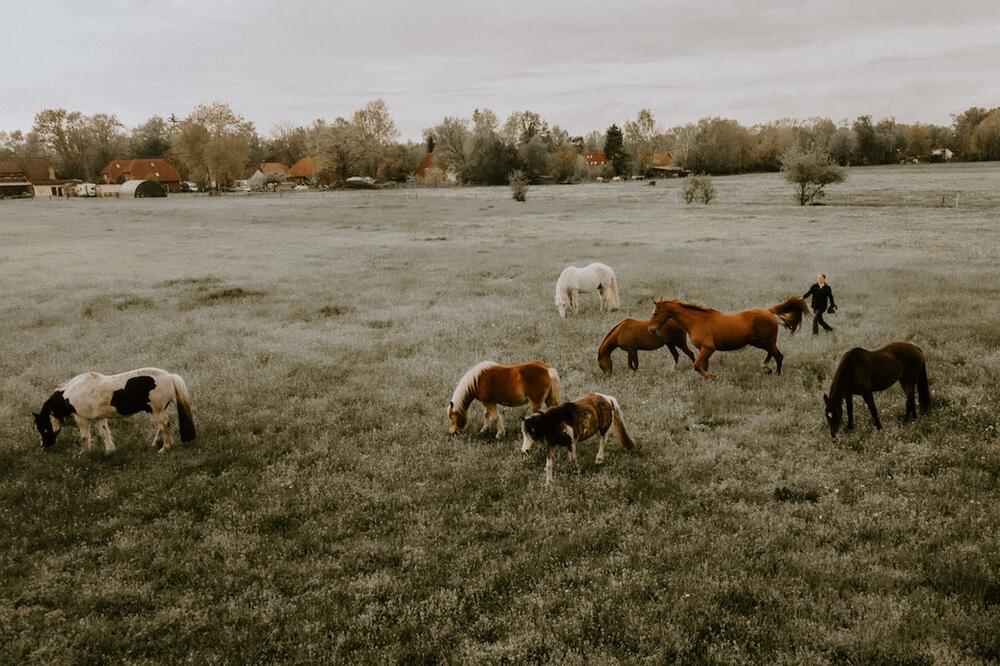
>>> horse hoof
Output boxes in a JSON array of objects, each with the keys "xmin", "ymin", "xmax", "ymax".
[{"xmin": 763, "ymin": 368, "xmax": 773, "ymax": 375}]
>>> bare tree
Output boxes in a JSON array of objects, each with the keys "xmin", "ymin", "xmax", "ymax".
[{"xmin": 172, "ymin": 103, "xmax": 255, "ymax": 189}]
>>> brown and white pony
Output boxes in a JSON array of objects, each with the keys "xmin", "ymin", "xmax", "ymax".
[
  {"xmin": 648, "ymin": 297, "xmax": 809, "ymax": 379},
  {"xmin": 597, "ymin": 316, "xmax": 694, "ymax": 376},
  {"xmin": 448, "ymin": 361, "xmax": 561, "ymax": 438},
  {"xmin": 521, "ymin": 393, "xmax": 636, "ymax": 485},
  {"xmin": 33, "ymin": 368, "xmax": 195, "ymax": 453}
]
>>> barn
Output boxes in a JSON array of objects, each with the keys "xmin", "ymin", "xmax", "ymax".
[
  {"xmin": 0, "ymin": 170, "xmax": 33, "ymax": 198},
  {"xmin": 119, "ymin": 179, "xmax": 167, "ymax": 198},
  {"xmin": 0, "ymin": 157, "xmax": 77, "ymax": 197}
]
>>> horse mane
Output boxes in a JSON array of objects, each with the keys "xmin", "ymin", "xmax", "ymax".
[
  {"xmin": 829, "ymin": 348, "xmax": 865, "ymax": 399},
  {"xmin": 450, "ymin": 361, "xmax": 498, "ymax": 413},
  {"xmin": 661, "ymin": 299, "xmax": 717, "ymax": 313}
]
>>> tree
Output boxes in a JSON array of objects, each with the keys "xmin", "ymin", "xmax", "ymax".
[
  {"xmin": 129, "ymin": 115, "xmax": 173, "ymax": 158},
  {"xmin": 85, "ymin": 113, "xmax": 127, "ymax": 178},
  {"xmin": 317, "ymin": 118, "xmax": 361, "ymax": 182},
  {"xmin": 430, "ymin": 116, "xmax": 471, "ymax": 175},
  {"xmin": 502, "ymin": 111, "xmax": 547, "ymax": 146},
  {"xmin": 781, "ymin": 147, "xmax": 846, "ymax": 205},
  {"xmin": 851, "ymin": 116, "xmax": 878, "ymax": 165},
  {"xmin": 685, "ymin": 117, "xmax": 754, "ymax": 174},
  {"xmin": 0, "ymin": 129, "xmax": 47, "ymax": 159},
  {"xmin": 172, "ymin": 102, "xmax": 255, "ymax": 189},
  {"xmin": 266, "ymin": 122, "xmax": 308, "ymax": 166},
  {"xmin": 973, "ymin": 109, "xmax": 1000, "ymax": 161},
  {"xmin": 604, "ymin": 124, "xmax": 628, "ymax": 176},
  {"xmin": 624, "ymin": 108, "xmax": 660, "ymax": 175},
  {"xmin": 352, "ymin": 99, "xmax": 398, "ymax": 179},
  {"xmin": 32, "ymin": 109, "xmax": 90, "ymax": 178},
  {"xmin": 951, "ymin": 106, "xmax": 990, "ymax": 158}
]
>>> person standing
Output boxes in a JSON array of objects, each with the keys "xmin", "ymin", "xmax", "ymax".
[{"xmin": 803, "ymin": 273, "xmax": 836, "ymax": 335}]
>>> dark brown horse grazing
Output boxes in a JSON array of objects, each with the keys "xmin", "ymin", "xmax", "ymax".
[
  {"xmin": 648, "ymin": 297, "xmax": 810, "ymax": 379},
  {"xmin": 823, "ymin": 342, "xmax": 930, "ymax": 437},
  {"xmin": 448, "ymin": 361, "xmax": 561, "ymax": 439},
  {"xmin": 597, "ymin": 317, "xmax": 694, "ymax": 376}
]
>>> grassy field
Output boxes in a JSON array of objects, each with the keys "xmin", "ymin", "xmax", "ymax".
[{"xmin": 1, "ymin": 162, "xmax": 998, "ymax": 664}]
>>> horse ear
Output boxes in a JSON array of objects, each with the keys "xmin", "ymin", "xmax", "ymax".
[{"xmin": 448, "ymin": 401, "xmax": 453, "ymax": 409}]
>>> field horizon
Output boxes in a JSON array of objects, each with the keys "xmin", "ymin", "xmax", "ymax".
[{"xmin": 1, "ymin": 162, "xmax": 998, "ymax": 663}]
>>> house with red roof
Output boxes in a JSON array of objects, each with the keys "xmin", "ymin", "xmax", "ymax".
[{"xmin": 101, "ymin": 159, "xmax": 182, "ymax": 192}]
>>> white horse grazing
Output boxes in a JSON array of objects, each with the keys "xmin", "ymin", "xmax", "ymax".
[
  {"xmin": 555, "ymin": 263, "xmax": 620, "ymax": 317},
  {"xmin": 33, "ymin": 368, "xmax": 195, "ymax": 453}
]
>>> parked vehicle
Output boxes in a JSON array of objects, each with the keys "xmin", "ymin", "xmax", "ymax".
[{"xmin": 75, "ymin": 183, "xmax": 97, "ymax": 197}]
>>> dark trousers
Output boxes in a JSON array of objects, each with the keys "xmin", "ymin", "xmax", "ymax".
[{"xmin": 813, "ymin": 310, "xmax": 832, "ymax": 334}]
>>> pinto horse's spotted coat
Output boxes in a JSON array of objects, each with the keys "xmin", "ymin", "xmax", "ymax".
[
  {"xmin": 521, "ymin": 393, "xmax": 636, "ymax": 485},
  {"xmin": 33, "ymin": 368, "xmax": 195, "ymax": 453}
]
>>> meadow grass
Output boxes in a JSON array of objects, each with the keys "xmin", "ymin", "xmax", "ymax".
[{"xmin": 1, "ymin": 163, "xmax": 998, "ymax": 664}]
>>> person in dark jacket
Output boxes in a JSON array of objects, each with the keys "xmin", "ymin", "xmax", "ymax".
[{"xmin": 803, "ymin": 273, "xmax": 836, "ymax": 335}]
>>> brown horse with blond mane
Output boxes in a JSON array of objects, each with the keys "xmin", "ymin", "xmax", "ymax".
[
  {"xmin": 448, "ymin": 361, "xmax": 561, "ymax": 438},
  {"xmin": 597, "ymin": 317, "xmax": 694, "ymax": 376},
  {"xmin": 648, "ymin": 297, "xmax": 809, "ymax": 379}
]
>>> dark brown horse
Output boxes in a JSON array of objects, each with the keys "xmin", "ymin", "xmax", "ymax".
[
  {"xmin": 648, "ymin": 297, "xmax": 809, "ymax": 379},
  {"xmin": 597, "ymin": 317, "xmax": 694, "ymax": 376},
  {"xmin": 823, "ymin": 342, "xmax": 930, "ymax": 437}
]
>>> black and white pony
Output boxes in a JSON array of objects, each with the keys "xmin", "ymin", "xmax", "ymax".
[
  {"xmin": 521, "ymin": 393, "xmax": 636, "ymax": 485},
  {"xmin": 33, "ymin": 368, "xmax": 196, "ymax": 453}
]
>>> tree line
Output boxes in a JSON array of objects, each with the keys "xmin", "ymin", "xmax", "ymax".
[{"xmin": 2, "ymin": 101, "xmax": 1000, "ymax": 186}]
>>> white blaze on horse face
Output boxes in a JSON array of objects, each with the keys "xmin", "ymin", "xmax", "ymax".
[
  {"xmin": 49, "ymin": 415, "xmax": 62, "ymax": 433},
  {"xmin": 521, "ymin": 423, "xmax": 535, "ymax": 453}
]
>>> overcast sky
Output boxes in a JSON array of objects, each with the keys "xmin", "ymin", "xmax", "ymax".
[{"xmin": 3, "ymin": 1, "xmax": 999, "ymax": 141}]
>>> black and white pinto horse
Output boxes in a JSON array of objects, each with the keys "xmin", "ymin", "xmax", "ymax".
[
  {"xmin": 33, "ymin": 368, "xmax": 195, "ymax": 453},
  {"xmin": 521, "ymin": 393, "xmax": 636, "ymax": 485}
]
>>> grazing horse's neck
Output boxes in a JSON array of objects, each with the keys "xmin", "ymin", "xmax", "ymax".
[{"xmin": 828, "ymin": 357, "xmax": 854, "ymax": 403}]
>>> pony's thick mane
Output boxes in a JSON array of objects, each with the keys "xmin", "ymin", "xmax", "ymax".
[
  {"xmin": 451, "ymin": 361, "xmax": 498, "ymax": 413},
  {"xmin": 598, "ymin": 319, "xmax": 628, "ymax": 354}
]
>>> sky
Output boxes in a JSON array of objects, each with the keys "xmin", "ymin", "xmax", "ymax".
[{"xmin": 2, "ymin": 0, "xmax": 999, "ymax": 141}]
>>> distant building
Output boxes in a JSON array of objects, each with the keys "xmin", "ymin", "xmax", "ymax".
[
  {"xmin": 101, "ymin": 159, "xmax": 182, "ymax": 192},
  {"xmin": 931, "ymin": 148, "xmax": 954, "ymax": 161},
  {"xmin": 258, "ymin": 162, "xmax": 289, "ymax": 177},
  {"xmin": 585, "ymin": 151, "xmax": 607, "ymax": 167},
  {"xmin": 651, "ymin": 151, "xmax": 673, "ymax": 167},
  {"xmin": 0, "ymin": 157, "xmax": 77, "ymax": 197},
  {"xmin": 415, "ymin": 153, "xmax": 435, "ymax": 177},
  {"xmin": 289, "ymin": 156, "xmax": 338, "ymax": 185}
]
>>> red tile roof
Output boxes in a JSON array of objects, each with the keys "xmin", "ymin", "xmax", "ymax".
[
  {"xmin": 102, "ymin": 159, "xmax": 181, "ymax": 184},
  {"xmin": 585, "ymin": 151, "xmax": 606, "ymax": 166},
  {"xmin": 288, "ymin": 156, "xmax": 324, "ymax": 178},
  {"xmin": 0, "ymin": 157, "xmax": 57, "ymax": 183},
  {"xmin": 259, "ymin": 162, "xmax": 289, "ymax": 175},
  {"xmin": 651, "ymin": 151, "xmax": 673, "ymax": 167},
  {"xmin": 415, "ymin": 153, "xmax": 434, "ymax": 176}
]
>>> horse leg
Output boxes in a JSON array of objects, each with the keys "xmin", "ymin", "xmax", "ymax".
[
  {"xmin": 596, "ymin": 433, "xmax": 607, "ymax": 465},
  {"xmin": 761, "ymin": 350, "xmax": 773, "ymax": 374},
  {"xmin": 598, "ymin": 285, "xmax": 606, "ymax": 311},
  {"xmin": 495, "ymin": 410, "xmax": 506, "ymax": 439},
  {"xmin": 902, "ymin": 381, "xmax": 917, "ymax": 421},
  {"xmin": 96, "ymin": 419, "xmax": 116, "ymax": 454},
  {"xmin": 693, "ymin": 347, "xmax": 716, "ymax": 380},
  {"xmin": 628, "ymin": 350, "xmax": 639, "ymax": 372},
  {"xmin": 770, "ymin": 344, "xmax": 784, "ymax": 375},
  {"xmin": 845, "ymin": 395, "xmax": 855, "ymax": 431},
  {"xmin": 678, "ymin": 340, "xmax": 696, "ymax": 365},
  {"xmin": 545, "ymin": 446, "xmax": 555, "ymax": 486},
  {"xmin": 569, "ymin": 440, "xmax": 580, "ymax": 475},
  {"xmin": 157, "ymin": 410, "xmax": 174, "ymax": 451},
  {"xmin": 76, "ymin": 416, "xmax": 93, "ymax": 453},
  {"xmin": 667, "ymin": 344, "xmax": 680, "ymax": 367},
  {"xmin": 571, "ymin": 290, "xmax": 579, "ymax": 315},
  {"xmin": 480, "ymin": 404, "xmax": 495, "ymax": 434},
  {"xmin": 862, "ymin": 392, "xmax": 882, "ymax": 430}
]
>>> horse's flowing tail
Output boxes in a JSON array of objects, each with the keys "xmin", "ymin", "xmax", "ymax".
[
  {"xmin": 606, "ymin": 395, "xmax": 636, "ymax": 450},
  {"xmin": 171, "ymin": 373, "xmax": 197, "ymax": 442},
  {"xmin": 597, "ymin": 320, "xmax": 626, "ymax": 376},
  {"xmin": 769, "ymin": 297, "xmax": 811, "ymax": 333},
  {"xmin": 546, "ymin": 367, "xmax": 562, "ymax": 405},
  {"xmin": 606, "ymin": 273, "xmax": 620, "ymax": 310},
  {"xmin": 917, "ymin": 363, "xmax": 931, "ymax": 413}
]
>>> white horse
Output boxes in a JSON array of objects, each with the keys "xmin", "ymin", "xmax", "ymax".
[
  {"xmin": 33, "ymin": 368, "xmax": 195, "ymax": 453},
  {"xmin": 555, "ymin": 263, "xmax": 620, "ymax": 318}
]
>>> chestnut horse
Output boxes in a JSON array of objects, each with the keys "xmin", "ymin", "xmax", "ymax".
[
  {"xmin": 597, "ymin": 317, "xmax": 694, "ymax": 376},
  {"xmin": 448, "ymin": 361, "xmax": 561, "ymax": 438},
  {"xmin": 648, "ymin": 297, "xmax": 809, "ymax": 379},
  {"xmin": 823, "ymin": 342, "xmax": 930, "ymax": 437}
]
